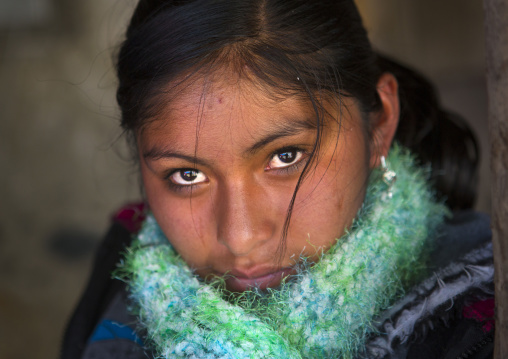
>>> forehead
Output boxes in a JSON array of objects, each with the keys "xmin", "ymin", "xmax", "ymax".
[
  {"xmin": 136, "ymin": 69, "xmax": 363, "ymax": 158},
  {"xmin": 140, "ymin": 73, "xmax": 318, "ymax": 139}
]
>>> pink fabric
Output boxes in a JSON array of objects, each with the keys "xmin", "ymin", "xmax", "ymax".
[
  {"xmin": 463, "ymin": 298, "xmax": 495, "ymax": 333},
  {"xmin": 112, "ymin": 202, "xmax": 147, "ymax": 233}
]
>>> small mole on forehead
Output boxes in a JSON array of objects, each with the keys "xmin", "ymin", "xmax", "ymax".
[{"xmin": 217, "ymin": 97, "xmax": 223, "ymax": 104}]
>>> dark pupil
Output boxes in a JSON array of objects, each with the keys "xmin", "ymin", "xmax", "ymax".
[
  {"xmin": 181, "ymin": 169, "xmax": 198, "ymax": 182},
  {"xmin": 278, "ymin": 150, "xmax": 296, "ymax": 163}
]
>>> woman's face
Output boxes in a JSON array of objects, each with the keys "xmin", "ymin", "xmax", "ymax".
[{"xmin": 138, "ymin": 73, "xmax": 397, "ymax": 292}]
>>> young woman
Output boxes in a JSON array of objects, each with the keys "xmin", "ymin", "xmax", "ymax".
[{"xmin": 61, "ymin": 1, "xmax": 494, "ymax": 358}]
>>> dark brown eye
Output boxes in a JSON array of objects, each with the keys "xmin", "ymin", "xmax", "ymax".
[
  {"xmin": 169, "ymin": 169, "xmax": 207, "ymax": 185},
  {"xmin": 278, "ymin": 150, "xmax": 298, "ymax": 163},
  {"xmin": 267, "ymin": 148, "xmax": 303, "ymax": 169},
  {"xmin": 181, "ymin": 170, "xmax": 198, "ymax": 181}
]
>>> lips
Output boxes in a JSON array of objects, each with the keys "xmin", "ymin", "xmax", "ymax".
[{"xmin": 224, "ymin": 267, "xmax": 296, "ymax": 292}]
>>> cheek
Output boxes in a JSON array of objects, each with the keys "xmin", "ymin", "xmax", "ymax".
[
  {"xmin": 289, "ymin": 134, "xmax": 369, "ymax": 251},
  {"xmin": 141, "ymin": 168, "xmax": 212, "ymax": 261},
  {"xmin": 290, "ymin": 181, "xmax": 351, "ymax": 252}
]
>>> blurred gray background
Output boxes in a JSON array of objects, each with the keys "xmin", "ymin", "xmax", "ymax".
[{"xmin": 0, "ymin": 1, "xmax": 489, "ymax": 358}]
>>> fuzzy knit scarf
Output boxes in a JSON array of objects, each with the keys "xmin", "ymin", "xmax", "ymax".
[{"xmin": 118, "ymin": 146, "xmax": 448, "ymax": 359}]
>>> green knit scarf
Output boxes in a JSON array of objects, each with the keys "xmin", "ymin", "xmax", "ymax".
[{"xmin": 118, "ymin": 146, "xmax": 448, "ymax": 358}]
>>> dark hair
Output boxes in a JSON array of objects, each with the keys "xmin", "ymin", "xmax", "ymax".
[
  {"xmin": 116, "ymin": 1, "xmax": 479, "ymax": 231},
  {"xmin": 117, "ymin": 0, "xmax": 382, "ymax": 126},
  {"xmin": 377, "ymin": 56, "xmax": 479, "ymax": 209}
]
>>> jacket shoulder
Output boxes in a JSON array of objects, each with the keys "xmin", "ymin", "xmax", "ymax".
[
  {"xmin": 363, "ymin": 211, "xmax": 494, "ymax": 359},
  {"xmin": 60, "ymin": 203, "xmax": 148, "ymax": 359}
]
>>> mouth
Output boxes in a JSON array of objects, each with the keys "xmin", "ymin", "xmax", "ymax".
[{"xmin": 223, "ymin": 267, "xmax": 296, "ymax": 292}]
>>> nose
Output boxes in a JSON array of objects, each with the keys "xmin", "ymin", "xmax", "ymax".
[{"xmin": 216, "ymin": 179, "xmax": 275, "ymax": 256}]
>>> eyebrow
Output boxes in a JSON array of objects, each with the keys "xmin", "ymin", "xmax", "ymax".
[
  {"xmin": 244, "ymin": 117, "xmax": 317, "ymax": 156},
  {"xmin": 143, "ymin": 117, "xmax": 317, "ymax": 164},
  {"xmin": 143, "ymin": 149, "xmax": 210, "ymax": 166}
]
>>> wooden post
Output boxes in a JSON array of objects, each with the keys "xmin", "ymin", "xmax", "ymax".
[{"xmin": 484, "ymin": 0, "xmax": 508, "ymax": 357}]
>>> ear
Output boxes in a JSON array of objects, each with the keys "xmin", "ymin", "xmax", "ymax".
[{"xmin": 369, "ymin": 73, "xmax": 400, "ymax": 168}]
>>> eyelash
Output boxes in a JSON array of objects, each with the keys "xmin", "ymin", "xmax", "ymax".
[
  {"xmin": 164, "ymin": 169, "xmax": 204, "ymax": 193},
  {"xmin": 164, "ymin": 146, "xmax": 309, "ymax": 192},
  {"xmin": 273, "ymin": 155, "xmax": 308, "ymax": 176},
  {"xmin": 266, "ymin": 147, "xmax": 309, "ymax": 175}
]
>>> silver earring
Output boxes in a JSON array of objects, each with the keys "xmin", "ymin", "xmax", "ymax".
[{"xmin": 381, "ymin": 156, "xmax": 396, "ymax": 199}]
